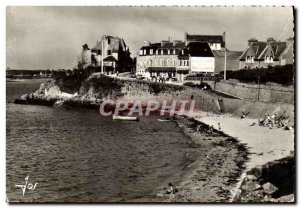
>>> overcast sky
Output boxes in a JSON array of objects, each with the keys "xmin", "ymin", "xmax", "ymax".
[{"xmin": 7, "ymin": 6, "xmax": 294, "ymax": 70}]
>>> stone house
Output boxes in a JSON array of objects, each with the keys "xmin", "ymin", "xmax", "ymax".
[
  {"xmin": 239, "ymin": 37, "xmax": 294, "ymax": 69},
  {"xmin": 90, "ymin": 35, "xmax": 133, "ymax": 73}
]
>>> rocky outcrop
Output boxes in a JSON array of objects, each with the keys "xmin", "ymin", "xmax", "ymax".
[{"xmin": 233, "ymin": 153, "xmax": 295, "ymax": 203}]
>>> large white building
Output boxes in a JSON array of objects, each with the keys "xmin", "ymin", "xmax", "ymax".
[{"xmin": 136, "ymin": 33, "xmax": 217, "ymax": 81}]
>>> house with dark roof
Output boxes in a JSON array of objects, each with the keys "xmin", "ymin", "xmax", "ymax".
[
  {"xmin": 239, "ymin": 37, "xmax": 294, "ymax": 69},
  {"xmin": 185, "ymin": 32, "xmax": 225, "ymax": 51},
  {"xmin": 185, "ymin": 32, "xmax": 243, "ymax": 72},
  {"xmin": 90, "ymin": 35, "xmax": 133, "ymax": 73},
  {"xmin": 136, "ymin": 36, "xmax": 215, "ymax": 81},
  {"xmin": 187, "ymin": 42, "xmax": 215, "ymax": 73}
]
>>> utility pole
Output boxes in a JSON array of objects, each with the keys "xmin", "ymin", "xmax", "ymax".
[
  {"xmin": 224, "ymin": 31, "xmax": 227, "ymax": 80},
  {"xmin": 257, "ymin": 75, "xmax": 260, "ymax": 101},
  {"xmin": 101, "ymin": 39, "xmax": 104, "ymax": 74}
]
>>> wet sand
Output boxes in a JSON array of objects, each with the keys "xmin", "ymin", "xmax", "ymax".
[{"xmin": 130, "ymin": 116, "xmax": 249, "ymax": 203}]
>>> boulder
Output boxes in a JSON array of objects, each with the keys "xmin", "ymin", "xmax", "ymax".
[
  {"xmin": 278, "ymin": 194, "xmax": 294, "ymax": 202},
  {"xmin": 262, "ymin": 182, "xmax": 278, "ymax": 195},
  {"xmin": 241, "ymin": 181, "xmax": 261, "ymax": 191},
  {"xmin": 247, "ymin": 165, "xmax": 263, "ymax": 178}
]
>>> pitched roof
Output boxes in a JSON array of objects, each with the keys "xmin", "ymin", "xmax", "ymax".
[
  {"xmin": 140, "ymin": 41, "xmax": 186, "ymax": 50},
  {"xmin": 270, "ymin": 42, "xmax": 287, "ymax": 60},
  {"xmin": 186, "ymin": 34, "xmax": 225, "ymax": 47},
  {"xmin": 239, "ymin": 41, "xmax": 267, "ymax": 60},
  {"xmin": 91, "ymin": 35, "xmax": 127, "ymax": 52},
  {"xmin": 103, "ymin": 55, "xmax": 117, "ymax": 62},
  {"xmin": 240, "ymin": 41, "xmax": 288, "ymax": 61},
  {"xmin": 186, "ymin": 42, "xmax": 214, "ymax": 57}
]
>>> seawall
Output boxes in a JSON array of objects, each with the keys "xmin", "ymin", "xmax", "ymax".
[{"xmin": 14, "ymin": 77, "xmax": 294, "ymax": 123}]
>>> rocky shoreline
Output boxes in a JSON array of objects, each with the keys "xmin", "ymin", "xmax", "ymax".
[
  {"xmin": 143, "ymin": 116, "xmax": 249, "ymax": 203},
  {"xmin": 13, "ymin": 79, "xmax": 295, "ymax": 203}
]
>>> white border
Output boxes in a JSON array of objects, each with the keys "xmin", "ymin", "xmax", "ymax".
[{"xmin": 1, "ymin": 0, "xmax": 298, "ymax": 208}]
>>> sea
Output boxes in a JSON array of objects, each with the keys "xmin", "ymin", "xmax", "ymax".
[{"xmin": 6, "ymin": 79, "xmax": 195, "ymax": 202}]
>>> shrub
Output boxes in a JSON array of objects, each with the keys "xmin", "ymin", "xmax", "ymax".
[{"xmin": 224, "ymin": 65, "xmax": 294, "ymax": 86}]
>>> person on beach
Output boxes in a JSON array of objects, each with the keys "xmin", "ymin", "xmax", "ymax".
[
  {"xmin": 165, "ymin": 183, "xmax": 178, "ymax": 194},
  {"xmin": 218, "ymin": 123, "xmax": 221, "ymax": 131}
]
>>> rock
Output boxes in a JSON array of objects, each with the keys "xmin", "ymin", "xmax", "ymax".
[
  {"xmin": 269, "ymin": 198, "xmax": 279, "ymax": 202},
  {"xmin": 262, "ymin": 182, "xmax": 278, "ymax": 195},
  {"xmin": 245, "ymin": 174, "xmax": 257, "ymax": 181},
  {"xmin": 278, "ymin": 194, "xmax": 294, "ymax": 202},
  {"xmin": 247, "ymin": 165, "xmax": 263, "ymax": 178},
  {"xmin": 241, "ymin": 181, "xmax": 261, "ymax": 191}
]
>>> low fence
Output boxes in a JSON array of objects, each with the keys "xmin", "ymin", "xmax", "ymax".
[{"xmin": 215, "ymin": 80, "xmax": 294, "ymax": 104}]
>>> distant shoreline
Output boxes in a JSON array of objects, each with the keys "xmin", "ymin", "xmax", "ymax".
[{"xmin": 6, "ymin": 78, "xmax": 52, "ymax": 82}]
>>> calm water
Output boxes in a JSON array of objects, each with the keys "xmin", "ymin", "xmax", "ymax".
[{"xmin": 6, "ymin": 80, "xmax": 193, "ymax": 202}]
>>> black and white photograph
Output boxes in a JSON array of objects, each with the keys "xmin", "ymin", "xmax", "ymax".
[{"xmin": 5, "ymin": 5, "xmax": 295, "ymax": 204}]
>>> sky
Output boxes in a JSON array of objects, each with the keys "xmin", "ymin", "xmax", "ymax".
[{"xmin": 6, "ymin": 6, "xmax": 294, "ymax": 70}]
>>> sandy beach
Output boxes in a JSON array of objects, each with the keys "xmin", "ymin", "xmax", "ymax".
[{"xmin": 197, "ymin": 113, "xmax": 294, "ymax": 170}]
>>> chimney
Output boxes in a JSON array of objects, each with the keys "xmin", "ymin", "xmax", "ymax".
[
  {"xmin": 267, "ymin": 37, "xmax": 276, "ymax": 44},
  {"xmin": 248, "ymin": 38, "xmax": 258, "ymax": 46},
  {"xmin": 184, "ymin": 32, "xmax": 188, "ymax": 41},
  {"xmin": 143, "ymin": 41, "xmax": 150, "ymax": 46}
]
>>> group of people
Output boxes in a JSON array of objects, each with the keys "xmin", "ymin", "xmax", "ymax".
[{"xmin": 258, "ymin": 112, "xmax": 291, "ymax": 129}]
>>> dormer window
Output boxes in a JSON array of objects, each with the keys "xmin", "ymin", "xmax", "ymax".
[
  {"xmin": 161, "ymin": 50, "xmax": 163, "ymax": 55},
  {"xmin": 173, "ymin": 49, "xmax": 176, "ymax": 55},
  {"xmin": 143, "ymin": 49, "xmax": 146, "ymax": 55},
  {"xmin": 168, "ymin": 49, "xmax": 170, "ymax": 55},
  {"xmin": 150, "ymin": 49, "xmax": 153, "ymax": 55},
  {"xmin": 246, "ymin": 56, "xmax": 254, "ymax": 63},
  {"xmin": 182, "ymin": 50, "xmax": 184, "ymax": 55},
  {"xmin": 156, "ymin": 50, "xmax": 159, "ymax": 55}
]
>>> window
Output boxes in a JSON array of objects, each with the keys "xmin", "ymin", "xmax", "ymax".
[
  {"xmin": 140, "ymin": 50, "xmax": 143, "ymax": 55},
  {"xmin": 149, "ymin": 60, "xmax": 152, "ymax": 66},
  {"xmin": 246, "ymin": 56, "xmax": 254, "ymax": 63},
  {"xmin": 107, "ymin": 50, "xmax": 112, "ymax": 55},
  {"xmin": 186, "ymin": 60, "xmax": 189, "ymax": 66},
  {"xmin": 143, "ymin": 49, "xmax": 146, "ymax": 55},
  {"xmin": 97, "ymin": 50, "xmax": 102, "ymax": 55},
  {"xmin": 182, "ymin": 50, "xmax": 184, "ymax": 55},
  {"xmin": 173, "ymin": 49, "xmax": 176, "ymax": 55},
  {"xmin": 167, "ymin": 59, "xmax": 170, "ymax": 66},
  {"xmin": 156, "ymin": 50, "xmax": 158, "ymax": 55},
  {"xmin": 150, "ymin": 49, "xmax": 153, "ymax": 55},
  {"xmin": 168, "ymin": 49, "xmax": 170, "ymax": 55},
  {"xmin": 160, "ymin": 59, "xmax": 163, "ymax": 66},
  {"xmin": 155, "ymin": 59, "xmax": 158, "ymax": 65},
  {"xmin": 270, "ymin": 56, "xmax": 273, "ymax": 63},
  {"xmin": 161, "ymin": 50, "xmax": 163, "ymax": 55},
  {"xmin": 172, "ymin": 60, "xmax": 176, "ymax": 66}
]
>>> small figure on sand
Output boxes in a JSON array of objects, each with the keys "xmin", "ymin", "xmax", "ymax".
[
  {"xmin": 258, "ymin": 111, "xmax": 292, "ymax": 130},
  {"xmin": 164, "ymin": 183, "xmax": 178, "ymax": 194},
  {"xmin": 196, "ymin": 124, "xmax": 201, "ymax": 132},
  {"xmin": 218, "ymin": 123, "xmax": 221, "ymax": 131},
  {"xmin": 240, "ymin": 111, "xmax": 250, "ymax": 119}
]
